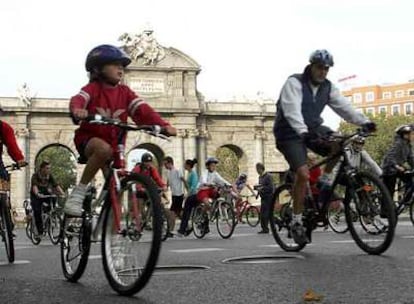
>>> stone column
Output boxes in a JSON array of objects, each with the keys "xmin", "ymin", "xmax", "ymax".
[
  {"xmin": 183, "ymin": 129, "xmax": 198, "ymax": 161},
  {"xmin": 196, "ymin": 129, "xmax": 208, "ymax": 173},
  {"xmin": 174, "ymin": 129, "xmax": 186, "ymax": 169},
  {"xmin": 254, "ymin": 129, "xmax": 266, "ymax": 165},
  {"xmin": 13, "ymin": 112, "xmax": 30, "ymax": 213}
]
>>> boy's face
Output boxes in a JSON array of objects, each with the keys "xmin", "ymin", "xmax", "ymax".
[{"xmin": 101, "ymin": 62, "xmax": 124, "ymax": 85}]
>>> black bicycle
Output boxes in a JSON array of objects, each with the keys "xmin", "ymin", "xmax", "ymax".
[
  {"xmin": 270, "ymin": 129, "xmax": 396, "ymax": 255},
  {"xmin": 0, "ymin": 163, "xmax": 27, "ymax": 263}
]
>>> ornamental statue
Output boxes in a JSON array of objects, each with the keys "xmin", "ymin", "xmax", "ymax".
[{"xmin": 119, "ymin": 25, "xmax": 166, "ymax": 65}]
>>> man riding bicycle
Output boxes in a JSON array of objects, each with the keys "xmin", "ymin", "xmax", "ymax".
[
  {"xmin": 273, "ymin": 49, "xmax": 376, "ymax": 245},
  {"xmin": 30, "ymin": 160, "xmax": 64, "ymax": 237}
]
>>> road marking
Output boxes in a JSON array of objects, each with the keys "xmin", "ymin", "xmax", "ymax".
[
  {"xmin": 331, "ymin": 239, "xmax": 383, "ymax": 243},
  {"xmin": 170, "ymin": 248, "xmax": 225, "ymax": 253},
  {"xmin": 401, "ymin": 235, "xmax": 414, "ymax": 239},
  {"xmin": 89, "ymin": 255, "xmax": 102, "ymax": 260},
  {"xmin": 0, "ymin": 260, "xmax": 31, "ymax": 265}
]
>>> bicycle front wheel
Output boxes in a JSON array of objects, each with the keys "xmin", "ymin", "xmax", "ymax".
[
  {"xmin": 101, "ymin": 173, "xmax": 162, "ymax": 296},
  {"xmin": 48, "ymin": 210, "xmax": 62, "ymax": 245},
  {"xmin": 60, "ymin": 214, "xmax": 91, "ymax": 282},
  {"xmin": 344, "ymin": 171, "xmax": 396, "ymax": 255},
  {"xmin": 216, "ymin": 201, "xmax": 236, "ymax": 239},
  {"xmin": 0, "ymin": 201, "xmax": 14, "ymax": 263}
]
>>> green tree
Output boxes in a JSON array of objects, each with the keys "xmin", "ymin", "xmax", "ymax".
[
  {"xmin": 216, "ymin": 146, "xmax": 239, "ymax": 183},
  {"xmin": 338, "ymin": 113, "xmax": 413, "ymax": 164},
  {"xmin": 36, "ymin": 145, "xmax": 77, "ymax": 192}
]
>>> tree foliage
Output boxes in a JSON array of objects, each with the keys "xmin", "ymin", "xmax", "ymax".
[
  {"xmin": 216, "ymin": 146, "xmax": 239, "ymax": 183},
  {"xmin": 36, "ymin": 145, "xmax": 77, "ymax": 192},
  {"xmin": 338, "ymin": 113, "xmax": 413, "ymax": 164}
]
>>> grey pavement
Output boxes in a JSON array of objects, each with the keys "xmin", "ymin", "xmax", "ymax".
[{"xmin": 1, "ymin": 222, "xmax": 414, "ymax": 304}]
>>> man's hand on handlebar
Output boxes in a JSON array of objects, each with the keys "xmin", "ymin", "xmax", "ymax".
[
  {"xmin": 161, "ymin": 125, "xmax": 177, "ymax": 137},
  {"xmin": 72, "ymin": 109, "xmax": 88, "ymax": 121}
]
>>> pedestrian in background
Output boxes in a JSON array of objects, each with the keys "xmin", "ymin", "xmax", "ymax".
[{"xmin": 255, "ymin": 162, "xmax": 275, "ymax": 234}]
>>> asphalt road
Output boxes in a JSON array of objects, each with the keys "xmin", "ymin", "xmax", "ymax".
[{"xmin": 1, "ymin": 221, "xmax": 414, "ymax": 304}]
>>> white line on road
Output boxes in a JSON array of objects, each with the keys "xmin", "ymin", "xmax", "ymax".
[
  {"xmin": 170, "ymin": 248, "xmax": 225, "ymax": 253},
  {"xmin": 88, "ymin": 255, "xmax": 102, "ymax": 260},
  {"xmin": 0, "ymin": 260, "xmax": 31, "ymax": 266}
]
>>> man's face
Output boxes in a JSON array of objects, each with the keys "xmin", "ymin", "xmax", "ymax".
[
  {"xmin": 310, "ymin": 63, "xmax": 329, "ymax": 84},
  {"xmin": 164, "ymin": 161, "xmax": 172, "ymax": 170},
  {"xmin": 41, "ymin": 165, "xmax": 51, "ymax": 175}
]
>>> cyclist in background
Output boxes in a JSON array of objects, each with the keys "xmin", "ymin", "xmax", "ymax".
[
  {"xmin": 382, "ymin": 125, "xmax": 414, "ymax": 200},
  {"xmin": 30, "ymin": 160, "xmax": 64, "ymax": 237}
]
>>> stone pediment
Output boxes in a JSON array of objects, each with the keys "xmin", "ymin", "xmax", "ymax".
[{"xmin": 129, "ymin": 47, "xmax": 201, "ymax": 72}]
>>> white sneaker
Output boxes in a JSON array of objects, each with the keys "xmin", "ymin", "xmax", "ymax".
[{"xmin": 64, "ymin": 186, "xmax": 86, "ymax": 217}]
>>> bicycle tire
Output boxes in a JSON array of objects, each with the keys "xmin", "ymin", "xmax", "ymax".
[
  {"xmin": 48, "ymin": 210, "xmax": 62, "ymax": 245},
  {"xmin": 269, "ymin": 183, "xmax": 306, "ymax": 252},
  {"xmin": 29, "ymin": 217, "xmax": 41, "ymax": 245},
  {"xmin": 409, "ymin": 200, "xmax": 414, "ymax": 227},
  {"xmin": 216, "ymin": 200, "xmax": 236, "ymax": 239},
  {"xmin": 0, "ymin": 201, "xmax": 14, "ymax": 263},
  {"xmin": 161, "ymin": 207, "xmax": 170, "ymax": 242},
  {"xmin": 344, "ymin": 171, "xmax": 396, "ymax": 255},
  {"xmin": 60, "ymin": 213, "xmax": 92, "ymax": 282},
  {"xmin": 245, "ymin": 205, "xmax": 260, "ymax": 227},
  {"xmin": 101, "ymin": 173, "xmax": 162, "ymax": 296},
  {"xmin": 192, "ymin": 205, "xmax": 207, "ymax": 239}
]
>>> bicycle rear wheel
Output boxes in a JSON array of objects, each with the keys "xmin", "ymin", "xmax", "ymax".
[
  {"xmin": 191, "ymin": 205, "xmax": 207, "ymax": 239},
  {"xmin": 245, "ymin": 205, "xmax": 260, "ymax": 227},
  {"xmin": 101, "ymin": 173, "xmax": 162, "ymax": 296},
  {"xmin": 60, "ymin": 208, "xmax": 92, "ymax": 282},
  {"xmin": 216, "ymin": 200, "xmax": 236, "ymax": 239},
  {"xmin": 0, "ymin": 200, "xmax": 14, "ymax": 263},
  {"xmin": 269, "ymin": 184, "xmax": 306, "ymax": 252},
  {"xmin": 344, "ymin": 171, "xmax": 396, "ymax": 255}
]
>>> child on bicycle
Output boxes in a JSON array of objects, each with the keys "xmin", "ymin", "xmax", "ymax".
[
  {"xmin": 382, "ymin": 124, "xmax": 414, "ymax": 200},
  {"xmin": 65, "ymin": 44, "xmax": 176, "ymax": 216}
]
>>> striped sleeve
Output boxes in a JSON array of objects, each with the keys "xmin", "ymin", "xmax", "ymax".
[{"xmin": 70, "ymin": 84, "xmax": 94, "ymax": 111}]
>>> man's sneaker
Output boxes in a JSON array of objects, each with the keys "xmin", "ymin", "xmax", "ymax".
[
  {"xmin": 290, "ymin": 222, "xmax": 309, "ymax": 245},
  {"xmin": 64, "ymin": 186, "xmax": 86, "ymax": 217}
]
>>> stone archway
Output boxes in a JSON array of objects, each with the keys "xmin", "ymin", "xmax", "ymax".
[{"xmin": 34, "ymin": 144, "xmax": 77, "ymax": 192}]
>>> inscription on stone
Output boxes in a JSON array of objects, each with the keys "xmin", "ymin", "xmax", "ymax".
[{"xmin": 130, "ymin": 78, "xmax": 165, "ymax": 94}]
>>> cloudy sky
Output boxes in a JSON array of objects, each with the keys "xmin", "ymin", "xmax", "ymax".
[{"xmin": 2, "ymin": 0, "xmax": 414, "ymax": 127}]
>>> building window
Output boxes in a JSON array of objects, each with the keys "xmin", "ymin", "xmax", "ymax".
[
  {"xmin": 353, "ymin": 93, "xmax": 362, "ymax": 103},
  {"xmin": 365, "ymin": 91, "xmax": 375, "ymax": 102},
  {"xmin": 382, "ymin": 92, "xmax": 391, "ymax": 99},
  {"xmin": 366, "ymin": 107, "xmax": 375, "ymax": 116},
  {"xmin": 392, "ymin": 105, "xmax": 400, "ymax": 115},
  {"xmin": 408, "ymin": 90, "xmax": 414, "ymax": 96},
  {"xmin": 378, "ymin": 106, "xmax": 387, "ymax": 114},
  {"xmin": 395, "ymin": 90, "xmax": 404, "ymax": 98},
  {"xmin": 405, "ymin": 103, "xmax": 413, "ymax": 115}
]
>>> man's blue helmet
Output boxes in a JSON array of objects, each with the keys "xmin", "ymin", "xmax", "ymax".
[
  {"xmin": 309, "ymin": 49, "xmax": 334, "ymax": 67},
  {"xmin": 85, "ymin": 44, "xmax": 131, "ymax": 72}
]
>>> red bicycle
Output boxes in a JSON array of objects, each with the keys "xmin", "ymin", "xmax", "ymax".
[
  {"xmin": 60, "ymin": 115, "xmax": 168, "ymax": 296},
  {"xmin": 234, "ymin": 195, "xmax": 260, "ymax": 227}
]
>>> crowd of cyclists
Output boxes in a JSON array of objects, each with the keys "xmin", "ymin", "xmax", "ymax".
[{"xmin": 1, "ymin": 44, "xmax": 414, "ymax": 297}]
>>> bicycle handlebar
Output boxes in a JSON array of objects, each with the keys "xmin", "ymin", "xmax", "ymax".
[
  {"xmin": 5, "ymin": 162, "xmax": 28, "ymax": 171},
  {"xmin": 84, "ymin": 114, "xmax": 170, "ymax": 141}
]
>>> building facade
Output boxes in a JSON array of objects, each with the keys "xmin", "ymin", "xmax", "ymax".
[{"xmin": 342, "ymin": 81, "xmax": 414, "ymax": 117}]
